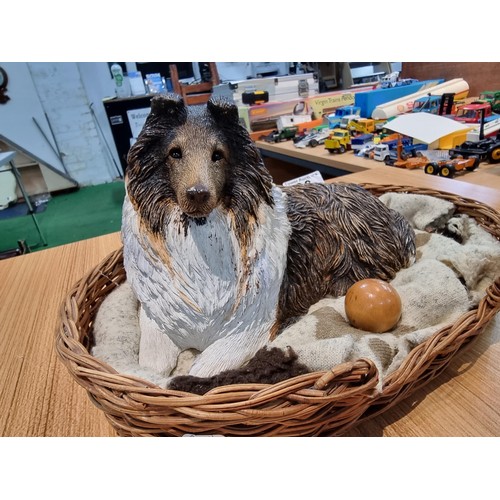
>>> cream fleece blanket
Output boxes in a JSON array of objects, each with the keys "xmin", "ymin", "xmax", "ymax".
[{"xmin": 91, "ymin": 193, "xmax": 500, "ymax": 391}]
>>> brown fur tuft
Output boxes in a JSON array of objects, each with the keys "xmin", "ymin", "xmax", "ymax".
[{"xmin": 169, "ymin": 346, "xmax": 310, "ymax": 395}]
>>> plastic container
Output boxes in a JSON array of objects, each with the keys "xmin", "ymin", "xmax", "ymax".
[{"xmin": 111, "ymin": 63, "xmax": 130, "ymax": 98}]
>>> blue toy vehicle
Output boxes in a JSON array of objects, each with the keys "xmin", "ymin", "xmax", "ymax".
[{"xmin": 327, "ymin": 105, "xmax": 361, "ymax": 129}]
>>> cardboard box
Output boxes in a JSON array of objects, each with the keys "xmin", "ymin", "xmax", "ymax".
[
  {"xmin": 306, "ymin": 91, "xmax": 356, "ymax": 119},
  {"xmin": 244, "ymin": 98, "xmax": 309, "ymax": 132}
]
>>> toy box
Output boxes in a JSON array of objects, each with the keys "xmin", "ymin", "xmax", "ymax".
[
  {"xmin": 231, "ymin": 73, "xmax": 319, "ymax": 105},
  {"xmin": 306, "ymin": 91, "xmax": 356, "ymax": 119},
  {"xmin": 242, "ymin": 98, "xmax": 310, "ymax": 132}
]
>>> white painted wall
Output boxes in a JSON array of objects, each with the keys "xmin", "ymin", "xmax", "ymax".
[
  {"xmin": 27, "ymin": 62, "xmax": 118, "ymax": 185},
  {"xmin": 0, "ymin": 62, "xmax": 66, "ymax": 172},
  {"xmin": 0, "ymin": 62, "xmax": 124, "ymax": 187},
  {"xmin": 77, "ymin": 62, "xmax": 122, "ymax": 176}
]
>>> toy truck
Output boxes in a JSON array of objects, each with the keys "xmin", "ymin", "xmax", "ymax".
[
  {"xmin": 449, "ymin": 132, "xmax": 500, "ymax": 163},
  {"xmin": 347, "ymin": 118, "xmax": 376, "ymax": 135},
  {"xmin": 454, "ymin": 102, "xmax": 493, "ymax": 124},
  {"xmin": 327, "ymin": 105, "xmax": 361, "ymax": 129},
  {"xmin": 351, "ymin": 133, "xmax": 374, "ymax": 152},
  {"xmin": 261, "ymin": 125, "xmax": 298, "ymax": 143},
  {"xmin": 324, "ymin": 128, "xmax": 351, "ymax": 154},
  {"xmin": 371, "ymin": 136, "xmax": 414, "ymax": 161},
  {"xmin": 371, "ymin": 143, "xmax": 394, "ymax": 162},
  {"xmin": 383, "ymin": 136, "xmax": 430, "ymax": 169},
  {"xmin": 478, "ymin": 90, "xmax": 500, "ymax": 114},
  {"xmin": 424, "ymin": 155, "xmax": 480, "ymax": 178},
  {"xmin": 340, "ymin": 114, "xmax": 362, "ymax": 129},
  {"xmin": 412, "ymin": 93, "xmax": 456, "ymax": 115},
  {"xmin": 412, "ymin": 95, "xmax": 442, "ymax": 114}
]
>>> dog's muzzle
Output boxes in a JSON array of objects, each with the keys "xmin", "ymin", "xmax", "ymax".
[
  {"xmin": 182, "ymin": 184, "xmax": 214, "ymax": 217},
  {"xmin": 187, "ymin": 185, "xmax": 210, "ymax": 205}
]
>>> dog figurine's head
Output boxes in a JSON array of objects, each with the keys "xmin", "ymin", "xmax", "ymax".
[{"xmin": 126, "ymin": 94, "xmax": 273, "ymax": 234}]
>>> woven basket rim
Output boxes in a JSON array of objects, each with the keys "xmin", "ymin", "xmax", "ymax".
[{"xmin": 56, "ymin": 183, "xmax": 500, "ymax": 436}]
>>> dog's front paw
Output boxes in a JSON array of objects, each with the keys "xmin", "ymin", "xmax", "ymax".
[{"xmin": 138, "ymin": 308, "xmax": 180, "ymax": 376}]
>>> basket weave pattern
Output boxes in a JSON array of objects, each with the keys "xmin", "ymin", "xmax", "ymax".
[{"xmin": 56, "ymin": 184, "xmax": 500, "ymax": 436}]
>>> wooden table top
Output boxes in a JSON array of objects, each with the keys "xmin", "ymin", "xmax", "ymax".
[
  {"xmin": 0, "ymin": 233, "xmax": 120, "ymax": 436},
  {"xmin": 328, "ymin": 167, "xmax": 500, "ymax": 212},
  {"xmin": 257, "ymin": 139, "xmax": 500, "ymax": 208},
  {"xmin": 1, "ymin": 164, "xmax": 499, "ymax": 436}
]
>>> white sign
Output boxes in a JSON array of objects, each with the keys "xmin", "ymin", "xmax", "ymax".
[
  {"xmin": 127, "ymin": 107, "xmax": 151, "ymax": 138},
  {"xmin": 282, "ymin": 170, "xmax": 324, "ymax": 186}
]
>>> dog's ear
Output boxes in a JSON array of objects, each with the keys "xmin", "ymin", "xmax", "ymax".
[
  {"xmin": 150, "ymin": 93, "xmax": 187, "ymax": 126},
  {"xmin": 207, "ymin": 96, "xmax": 240, "ymax": 126}
]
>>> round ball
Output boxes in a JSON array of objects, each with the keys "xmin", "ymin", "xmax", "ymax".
[{"xmin": 345, "ymin": 279, "xmax": 402, "ymax": 333}]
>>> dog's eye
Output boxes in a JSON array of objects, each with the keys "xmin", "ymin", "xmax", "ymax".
[
  {"xmin": 212, "ymin": 150, "xmax": 224, "ymax": 162},
  {"xmin": 169, "ymin": 148, "xmax": 182, "ymax": 159}
]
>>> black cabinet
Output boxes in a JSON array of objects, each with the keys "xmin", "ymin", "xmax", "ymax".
[{"xmin": 103, "ymin": 95, "xmax": 153, "ymax": 174}]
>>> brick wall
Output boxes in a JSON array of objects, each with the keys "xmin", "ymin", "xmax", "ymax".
[
  {"xmin": 401, "ymin": 62, "xmax": 500, "ymax": 98},
  {"xmin": 27, "ymin": 63, "xmax": 117, "ymax": 186}
]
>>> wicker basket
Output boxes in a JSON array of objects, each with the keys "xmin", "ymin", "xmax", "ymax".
[{"xmin": 56, "ymin": 184, "xmax": 500, "ymax": 436}]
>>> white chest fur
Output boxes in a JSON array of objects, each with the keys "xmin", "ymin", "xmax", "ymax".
[{"xmin": 122, "ymin": 187, "xmax": 291, "ymax": 359}]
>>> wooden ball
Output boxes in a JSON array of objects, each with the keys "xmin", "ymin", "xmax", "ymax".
[{"xmin": 345, "ymin": 278, "xmax": 402, "ymax": 333}]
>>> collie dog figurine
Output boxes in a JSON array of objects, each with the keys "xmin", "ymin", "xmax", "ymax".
[{"xmin": 122, "ymin": 94, "xmax": 416, "ymax": 389}]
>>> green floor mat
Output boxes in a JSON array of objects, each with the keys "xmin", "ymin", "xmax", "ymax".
[{"xmin": 0, "ymin": 180, "xmax": 125, "ymax": 253}]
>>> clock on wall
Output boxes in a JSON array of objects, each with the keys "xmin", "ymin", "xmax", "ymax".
[{"xmin": 0, "ymin": 66, "xmax": 10, "ymax": 104}]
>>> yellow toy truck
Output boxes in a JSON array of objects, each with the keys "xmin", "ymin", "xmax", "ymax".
[
  {"xmin": 324, "ymin": 128, "xmax": 351, "ymax": 154},
  {"xmin": 347, "ymin": 118, "xmax": 376, "ymax": 135}
]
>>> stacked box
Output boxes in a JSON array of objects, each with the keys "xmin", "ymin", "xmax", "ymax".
[
  {"xmin": 239, "ymin": 89, "xmax": 362, "ymax": 132},
  {"xmin": 231, "ymin": 73, "xmax": 319, "ymax": 105}
]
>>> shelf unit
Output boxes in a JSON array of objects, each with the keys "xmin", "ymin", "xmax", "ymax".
[{"xmin": 341, "ymin": 62, "xmax": 393, "ymax": 88}]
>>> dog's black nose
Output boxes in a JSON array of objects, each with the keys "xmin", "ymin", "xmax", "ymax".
[{"xmin": 186, "ymin": 185, "xmax": 210, "ymax": 206}]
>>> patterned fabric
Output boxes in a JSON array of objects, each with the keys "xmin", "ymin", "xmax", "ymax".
[{"xmin": 92, "ymin": 194, "xmax": 500, "ymax": 390}]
